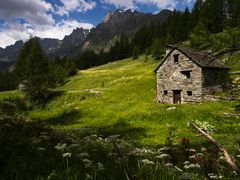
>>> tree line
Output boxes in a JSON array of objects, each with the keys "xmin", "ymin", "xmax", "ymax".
[
  {"xmin": 74, "ymin": 0, "xmax": 240, "ymax": 70},
  {"xmin": 0, "ymin": 38, "xmax": 77, "ymax": 104},
  {"xmin": 1, "ymin": 0, "xmax": 240, "ymax": 102}
]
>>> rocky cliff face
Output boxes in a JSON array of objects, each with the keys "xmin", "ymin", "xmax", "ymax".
[
  {"xmin": 83, "ymin": 9, "xmax": 171, "ymax": 51},
  {"xmin": 0, "ymin": 9, "xmax": 171, "ymax": 70},
  {"xmin": 56, "ymin": 28, "xmax": 90, "ymax": 57},
  {"xmin": 0, "ymin": 40, "xmax": 24, "ymax": 63}
]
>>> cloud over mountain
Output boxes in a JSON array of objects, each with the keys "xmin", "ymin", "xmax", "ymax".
[
  {"xmin": 0, "ymin": 0, "xmax": 196, "ymax": 48},
  {"xmin": 0, "ymin": 20, "xmax": 93, "ymax": 48},
  {"xmin": 0, "ymin": 0, "xmax": 94, "ymax": 48}
]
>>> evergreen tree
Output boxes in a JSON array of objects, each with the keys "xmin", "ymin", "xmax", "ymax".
[
  {"xmin": 49, "ymin": 63, "xmax": 67, "ymax": 86},
  {"xmin": 200, "ymin": 0, "xmax": 224, "ymax": 33},
  {"xmin": 132, "ymin": 47, "xmax": 139, "ymax": 60},
  {"xmin": 151, "ymin": 39, "xmax": 165, "ymax": 59},
  {"xmin": 189, "ymin": 22, "xmax": 211, "ymax": 48},
  {"xmin": 64, "ymin": 58, "xmax": 77, "ymax": 76},
  {"xmin": 15, "ymin": 38, "xmax": 50, "ymax": 103},
  {"xmin": 191, "ymin": 0, "xmax": 203, "ymax": 28}
]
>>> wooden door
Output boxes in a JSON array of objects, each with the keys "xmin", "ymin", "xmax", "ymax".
[{"xmin": 173, "ymin": 90, "xmax": 181, "ymax": 104}]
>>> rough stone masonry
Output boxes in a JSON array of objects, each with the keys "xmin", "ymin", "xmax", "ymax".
[{"xmin": 155, "ymin": 46, "xmax": 230, "ymax": 104}]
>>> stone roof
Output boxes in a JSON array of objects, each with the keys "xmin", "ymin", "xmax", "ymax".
[{"xmin": 155, "ymin": 46, "xmax": 230, "ymax": 72}]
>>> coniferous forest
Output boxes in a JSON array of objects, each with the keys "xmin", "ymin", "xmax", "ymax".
[{"xmin": 1, "ymin": 0, "xmax": 240, "ymax": 92}]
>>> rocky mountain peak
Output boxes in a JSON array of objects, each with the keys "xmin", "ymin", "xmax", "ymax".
[
  {"xmin": 104, "ymin": 11, "xmax": 113, "ymax": 23},
  {"xmin": 0, "ymin": 9, "xmax": 172, "ymax": 69}
]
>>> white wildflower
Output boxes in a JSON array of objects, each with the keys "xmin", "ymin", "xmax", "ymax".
[
  {"xmin": 189, "ymin": 149, "xmax": 197, "ymax": 153},
  {"xmin": 189, "ymin": 155, "xmax": 195, "ymax": 160},
  {"xmin": 155, "ymin": 154, "xmax": 171, "ymax": 159},
  {"xmin": 107, "ymin": 135, "xmax": 120, "ymax": 142},
  {"xmin": 85, "ymin": 173, "xmax": 93, "ymax": 179},
  {"xmin": 47, "ymin": 170, "xmax": 56, "ymax": 180},
  {"xmin": 233, "ymin": 171, "xmax": 238, "ymax": 176},
  {"xmin": 165, "ymin": 163, "xmax": 173, "ymax": 167},
  {"xmin": 37, "ymin": 147, "xmax": 46, "ymax": 151},
  {"xmin": 174, "ymin": 166, "xmax": 183, "ymax": 172},
  {"xmin": 219, "ymin": 156, "xmax": 225, "ymax": 160},
  {"xmin": 68, "ymin": 143, "xmax": 81, "ymax": 149},
  {"xmin": 180, "ymin": 172, "xmax": 192, "ymax": 180},
  {"xmin": 184, "ymin": 163, "xmax": 200, "ymax": 169},
  {"xmin": 55, "ymin": 143, "xmax": 67, "ymax": 150},
  {"xmin": 184, "ymin": 161, "xmax": 190, "ymax": 165},
  {"xmin": 97, "ymin": 162, "xmax": 105, "ymax": 171},
  {"xmin": 209, "ymin": 175, "xmax": 218, "ymax": 179},
  {"xmin": 141, "ymin": 159, "xmax": 155, "ymax": 165},
  {"xmin": 195, "ymin": 153, "xmax": 204, "ymax": 157},
  {"xmin": 158, "ymin": 147, "xmax": 171, "ymax": 152},
  {"xmin": 63, "ymin": 152, "xmax": 72, "ymax": 158},
  {"xmin": 83, "ymin": 158, "xmax": 93, "ymax": 168}
]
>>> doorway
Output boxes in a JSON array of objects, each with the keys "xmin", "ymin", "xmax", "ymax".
[{"xmin": 173, "ymin": 90, "xmax": 181, "ymax": 104}]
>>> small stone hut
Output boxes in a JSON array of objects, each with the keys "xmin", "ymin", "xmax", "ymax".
[{"xmin": 155, "ymin": 45, "xmax": 230, "ymax": 104}]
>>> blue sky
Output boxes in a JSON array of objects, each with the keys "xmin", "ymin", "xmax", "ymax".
[{"xmin": 0, "ymin": 0, "xmax": 195, "ymax": 48}]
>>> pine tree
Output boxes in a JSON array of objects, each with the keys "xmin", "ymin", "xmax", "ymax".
[
  {"xmin": 191, "ymin": 0, "xmax": 203, "ymax": 28},
  {"xmin": 200, "ymin": 0, "xmax": 224, "ymax": 33},
  {"xmin": 151, "ymin": 39, "xmax": 165, "ymax": 59},
  {"xmin": 15, "ymin": 37, "xmax": 50, "ymax": 104},
  {"xmin": 189, "ymin": 22, "xmax": 211, "ymax": 48},
  {"xmin": 49, "ymin": 63, "xmax": 67, "ymax": 86},
  {"xmin": 132, "ymin": 47, "xmax": 139, "ymax": 60},
  {"xmin": 64, "ymin": 59, "xmax": 77, "ymax": 76}
]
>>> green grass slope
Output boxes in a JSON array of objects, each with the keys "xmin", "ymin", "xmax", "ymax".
[{"xmin": 23, "ymin": 56, "xmax": 240, "ymax": 149}]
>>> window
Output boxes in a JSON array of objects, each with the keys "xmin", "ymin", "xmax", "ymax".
[
  {"xmin": 181, "ymin": 70, "xmax": 191, "ymax": 79},
  {"xmin": 164, "ymin": 90, "xmax": 168, "ymax": 95},
  {"xmin": 173, "ymin": 54, "xmax": 179, "ymax": 63},
  {"xmin": 187, "ymin": 91, "xmax": 192, "ymax": 96}
]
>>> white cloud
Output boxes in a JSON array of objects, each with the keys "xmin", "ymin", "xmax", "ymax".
[
  {"xmin": 0, "ymin": 20, "xmax": 93, "ymax": 48},
  {"xmin": 0, "ymin": 0, "xmax": 54, "ymax": 25},
  {"xmin": 55, "ymin": 0, "xmax": 97, "ymax": 16},
  {"xmin": 0, "ymin": 0, "xmax": 95, "ymax": 48},
  {"xmin": 101, "ymin": 0, "xmax": 135, "ymax": 9},
  {"xmin": 138, "ymin": 0, "xmax": 177, "ymax": 10},
  {"xmin": 102, "ymin": 0, "xmax": 194, "ymax": 10}
]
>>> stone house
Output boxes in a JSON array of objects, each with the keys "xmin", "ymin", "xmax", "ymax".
[{"xmin": 155, "ymin": 45, "xmax": 230, "ymax": 104}]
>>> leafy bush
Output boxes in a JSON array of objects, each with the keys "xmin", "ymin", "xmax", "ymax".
[{"xmin": 0, "ymin": 96, "xmax": 27, "ymax": 116}]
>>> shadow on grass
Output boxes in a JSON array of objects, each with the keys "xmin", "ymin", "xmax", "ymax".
[
  {"xmin": 70, "ymin": 119, "xmax": 147, "ymax": 142},
  {"xmin": 43, "ymin": 90, "xmax": 65, "ymax": 105},
  {"xmin": 234, "ymin": 103, "xmax": 240, "ymax": 113},
  {"xmin": 44, "ymin": 109, "xmax": 82, "ymax": 125},
  {"xmin": 98, "ymin": 120, "xmax": 145, "ymax": 139}
]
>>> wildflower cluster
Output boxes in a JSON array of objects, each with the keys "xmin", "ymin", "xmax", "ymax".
[{"xmin": 190, "ymin": 120, "xmax": 215, "ymax": 133}]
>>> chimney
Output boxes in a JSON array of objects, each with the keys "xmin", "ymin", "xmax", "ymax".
[{"xmin": 166, "ymin": 45, "xmax": 173, "ymax": 56}]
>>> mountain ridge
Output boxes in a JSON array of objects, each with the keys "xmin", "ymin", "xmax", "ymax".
[{"xmin": 0, "ymin": 9, "xmax": 171, "ymax": 70}]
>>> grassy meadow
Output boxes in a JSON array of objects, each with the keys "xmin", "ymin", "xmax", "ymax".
[
  {"xmin": 1, "ymin": 56, "xmax": 240, "ymax": 179},
  {"xmin": 1, "ymin": 56, "xmax": 239, "ymax": 149}
]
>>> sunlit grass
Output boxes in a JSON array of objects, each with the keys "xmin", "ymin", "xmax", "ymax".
[{"xmin": 1, "ymin": 56, "xmax": 240, "ymax": 150}]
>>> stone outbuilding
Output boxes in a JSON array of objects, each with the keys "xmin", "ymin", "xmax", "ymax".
[{"xmin": 155, "ymin": 45, "xmax": 230, "ymax": 104}]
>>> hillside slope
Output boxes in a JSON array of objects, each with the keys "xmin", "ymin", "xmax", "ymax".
[{"xmin": 25, "ymin": 56, "xmax": 240, "ymax": 148}]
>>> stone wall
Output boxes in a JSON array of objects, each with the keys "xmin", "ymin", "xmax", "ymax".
[{"xmin": 156, "ymin": 49, "xmax": 203, "ymax": 104}]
